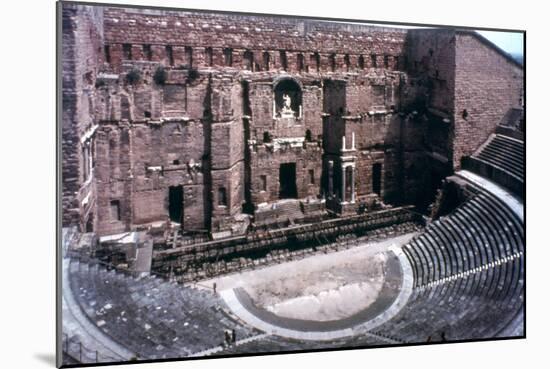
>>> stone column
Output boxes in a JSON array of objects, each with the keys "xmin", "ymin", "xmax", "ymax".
[
  {"xmin": 341, "ymin": 164, "xmax": 346, "ymax": 203},
  {"xmin": 351, "ymin": 166, "xmax": 355, "ymax": 203}
]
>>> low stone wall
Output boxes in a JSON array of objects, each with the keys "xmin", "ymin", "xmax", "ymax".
[{"xmin": 152, "ymin": 206, "xmax": 423, "ymax": 282}]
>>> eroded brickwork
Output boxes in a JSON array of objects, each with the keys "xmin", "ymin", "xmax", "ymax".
[
  {"xmin": 61, "ymin": 4, "xmax": 104, "ymax": 231},
  {"xmin": 61, "ymin": 4, "xmax": 523, "ymax": 237},
  {"xmin": 453, "ymin": 32, "xmax": 524, "ymax": 168}
]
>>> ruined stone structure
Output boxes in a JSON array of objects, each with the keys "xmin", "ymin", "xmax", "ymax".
[
  {"xmin": 60, "ymin": 4, "xmax": 526, "ymax": 365},
  {"xmin": 62, "ymin": 4, "xmax": 523, "ymax": 239}
]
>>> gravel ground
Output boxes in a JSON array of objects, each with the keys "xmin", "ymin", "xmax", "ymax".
[{"xmin": 201, "ymin": 233, "xmax": 416, "ymax": 321}]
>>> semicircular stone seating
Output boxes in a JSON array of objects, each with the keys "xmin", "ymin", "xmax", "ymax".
[
  {"xmin": 69, "ymin": 188, "xmax": 524, "ymax": 356},
  {"xmin": 370, "ymin": 190, "xmax": 524, "ymax": 342},
  {"xmin": 473, "ymin": 134, "xmax": 524, "ymax": 180},
  {"xmin": 68, "ymin": 260, "xmax": 259, "ymax": 360},
  {"xmin": 211, "ymin": 187, "xmax": 525, "ymax": 353}
]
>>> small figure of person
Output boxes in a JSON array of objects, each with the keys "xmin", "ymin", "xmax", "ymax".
[
  {"xmin": 213, "ymin": 282, "xmax": 217, "ymax": 294},
  {"xmin": 231, "ymin": 329, "xmax": 236, "ymax": 343}
]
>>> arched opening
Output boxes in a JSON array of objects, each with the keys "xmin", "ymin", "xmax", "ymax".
[{"xmin": 274, "ymin": 78, "xmax": 302, "ymax": 118}]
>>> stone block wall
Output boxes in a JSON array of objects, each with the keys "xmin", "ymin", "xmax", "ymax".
[
  {"xmin": 61, "ymin": 3, "xmax": 104, "ymax": 230},
  {"xmin": 101, "ymin": 7, "xmax": 407, "ymax": 73},
  {"xmin": 61, "ymin": 3, "xmax": 524, "ymax": 236},
  {"xmin": 453, "ymin": 32, "xmax": 523, "ymax": 169},
  {"xmin": 94, "ymin": 119, "xmax": 207, "ymax": 234},
  {"xmin": 405, "ymin": 29, "xmax": 456, "ymax": 162},
  {"xmin": 250, "ymin": 145, "xmax": 323, "ymax": 204}
]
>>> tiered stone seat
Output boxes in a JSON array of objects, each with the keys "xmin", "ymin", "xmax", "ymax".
[
  {"xmin": 68, "ymin": 188, "xmax": 523, "ymax": 357},
  {"xmin": 217, "ymin": 333, "xmax": 388, "ymax": 355},
  {"xmin": 461, "ymin": 133, "xmax": 524, "ymax": 195},
  {"xmin": 402, "ymin": 192, "xmax": 523, "ymax": 288},
  {"xmin": 69, "ymin": 261, "xmax": 258, "ymax": 359},
  {"xmin": 375, "ymin": 191, "xmax": 524, "ymax": 342},
  {"xmin": 473, "ymin": 134, "xmax": 524, "ymax": 180}
]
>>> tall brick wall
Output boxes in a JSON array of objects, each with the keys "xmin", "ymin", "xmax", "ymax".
[
  {"xmin": 94, "ymin": 119, "xmax": 207, "ymax": 234},
  {"xmin": 61, "ymin": 4, "xmax": 103, "ymax": 230},
  {"xmin": 209, "ymin": 74, "xmax": 246, "ymax": 230},
  {"xmin": 61, "ymin": 3, "xmax": 524, "ymax": 236},
  {"xmin": 453, "ymin": 32, "xmax": 523, "ymax": 168},
  {"xmin": 405, "ymin": 30, "xmax": 456, "ymax": 161}
]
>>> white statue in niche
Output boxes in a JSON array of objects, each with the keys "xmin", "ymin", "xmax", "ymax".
[{"xmin": 281, "ymin": 93, "xmax": 294, "ymax": 116}]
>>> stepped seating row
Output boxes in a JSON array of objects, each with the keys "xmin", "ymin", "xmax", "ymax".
[
  {"xmin": 69, "ymin": 261, "xmax": 258, "ymax": 360},
  {"xmin": 69, "ymin": 187, "xmax": 523, "ymax": 357},
  {"xmin": 402, "ymin": 192, "xmax": 523, "ymax": 288},
  {"xmin": 217, "ymin": 332, "xmax": 388, "ymax": 355},
  {"xmin": 373, "ymin": 191, "xmax": 524, "ymax": 342},
  {"xmin": 371, "ymin": 255, "xmax": 523, "ymax": 342},
  {"xmin": 473, "ymin": 134, "xmax": 524, "ymax": 180}
]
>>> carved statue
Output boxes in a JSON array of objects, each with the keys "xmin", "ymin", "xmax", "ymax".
[
  {"xmin": 283, "ymin": 93, "xmax": 291, "ymax": 109},
  {"xmin": 281, "ymin": 93, "xmax": 293, "ymax": 116}
]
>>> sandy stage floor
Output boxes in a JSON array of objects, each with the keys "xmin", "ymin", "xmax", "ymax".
[{"xmin": 200, "ymin": 233, "xmax": 416, "ymax": 322}]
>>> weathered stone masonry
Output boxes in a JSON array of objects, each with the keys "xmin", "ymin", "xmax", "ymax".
[{"xmin": 61, "ymin": 4, "xmax": 523, "ymax": 237}]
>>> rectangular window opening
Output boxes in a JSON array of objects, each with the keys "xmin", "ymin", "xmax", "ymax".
[
  {"xmin": 122, "ymin": 43, "xmax": 132, "ymax": 60},
  {"xmin": 104, "ymin": 45, "xmax": 111, "ymax": 63},
  {"xmin": 143, "ymin": 44, "xmax": 152, "ymax": 61},
  {"xmin": 279, "ymin": 50, "xmax": 288, "ymax": 70},
  {"xmin": 372, "ymin": 163, "xmax": 382, "ymax": 195},
  {"xmin": 218, "ymin": 187, "xmax": 228, "ymax": 206},
  {"xmin": 166, "ymin": 45, "xmax": 174, "ymax": 66},
  {"xmin": 224, "ymin": 48, "xmax": 233, "ymax": 66},
  {"xmin": 110, "ymin": 200, "xmax": 121, "ymax": 221}
]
